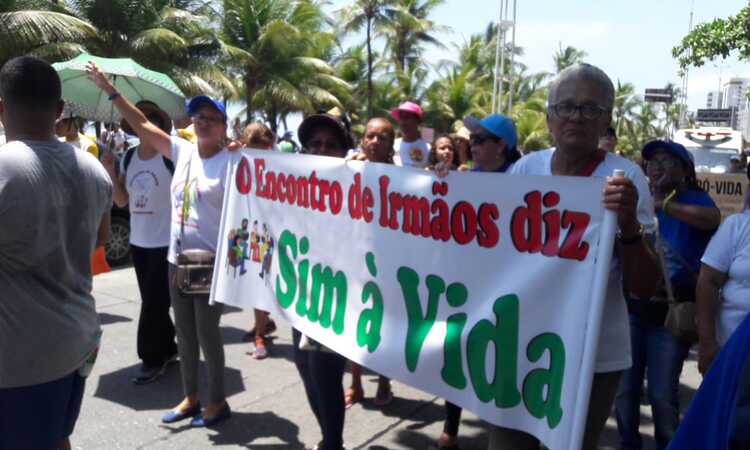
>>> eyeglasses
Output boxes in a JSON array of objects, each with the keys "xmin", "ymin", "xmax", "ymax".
[
  {"xmin": 550, "ymin": 103, "xmax": 610, "ymax": 120},
  {"xmin": 305, "ymin": 139, "xmax": 344, "ymax": 155},
  {"xmin": 470, "ymin": 133, "xmax": 498, "ymax": 146},
  {"xmin": 192, "ymin": 114, "xmax": 225, "ymax": 126},
  {"xmin": 647, "ymin": 157, "xmax": 680, "ymax": 170}
]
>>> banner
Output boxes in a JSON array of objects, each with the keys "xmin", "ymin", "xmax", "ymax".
[
  {"xmin": 211, "ymin": 150, "xmax": 614, "ymax": 449},
  {"xmin": 696, "ymin": 173, "xmax": 747, "ymax": 219}
]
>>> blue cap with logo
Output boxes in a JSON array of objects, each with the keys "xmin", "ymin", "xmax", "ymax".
[
  {"xmin": 186, "ymin": 95, "xmax": 227, "ymax": 120},
  {"xmin": 464, "ymin": 114, "xmax": 517, "ymax": 149},
  {"xmin": 642, "ymin": 140, "xmax": 694, "ymax": 170}
]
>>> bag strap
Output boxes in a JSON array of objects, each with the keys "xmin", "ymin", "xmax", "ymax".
[
  {"xmin": 178, "ymin": 151, "xmax": 194, "ymax": 254},
  {"xmin": 163, "ymin": 156, "xmax": 175, "ymax": 175}
]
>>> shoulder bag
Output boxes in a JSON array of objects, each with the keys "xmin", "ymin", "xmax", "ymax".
[{"xmin": 172, "ymin": 150, "xmax": 216, "ymax": 296}]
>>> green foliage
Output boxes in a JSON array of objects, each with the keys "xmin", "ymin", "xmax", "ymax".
[{"xmin": 673, "ymin": 5, "xmax": 750, "ymax": 69}]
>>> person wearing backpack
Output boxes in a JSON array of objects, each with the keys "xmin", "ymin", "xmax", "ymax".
[{"xmin": 101, "ymin": 100, "xmax": 178, "ymax": 385}]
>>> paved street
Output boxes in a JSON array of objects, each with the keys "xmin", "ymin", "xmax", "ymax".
[{"xmin": 70, "ymin": 266, "xmax": 703, "ymax": 449}]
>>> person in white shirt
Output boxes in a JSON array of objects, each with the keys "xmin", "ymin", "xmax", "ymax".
[
  {"xmin": 87, "ymin": 62, "xmax": 233, "ymax": 428},
  {"xmin": 489, "ymin": 63, "xmax": 660, "ymax": 450},
  {"xmin": 391, "ymin": 101, "xmax": 430, "ymax": 169},
  {"xmin": 101, "ymin": 101, "xmax": 178, "ymax": 385},
  {"xmin": 698, "ymin": 166, "xmax": 750, "ymax": 374}
]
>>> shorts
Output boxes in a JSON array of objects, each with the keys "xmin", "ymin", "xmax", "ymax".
[{"xmin": 0, "ymin": 371, "xmax": 86, "ymax": 450}]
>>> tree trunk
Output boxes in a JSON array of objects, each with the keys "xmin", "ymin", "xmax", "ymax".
[{"xmin": 366, "ymin": 16, "xmax": 374, "ymax": 119}]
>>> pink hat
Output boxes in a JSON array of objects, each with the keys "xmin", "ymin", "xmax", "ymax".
[{"xmin": 391, "ymin": 101, "xmax": 423, "ymax": 121}]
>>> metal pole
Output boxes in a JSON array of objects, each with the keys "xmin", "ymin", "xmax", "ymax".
[
  {"xmin": 497, "ymin": 0, "xmax": 508, "ymax": 114},
  {"xmin": 491, "ymin": 0, "xmax": 504, "ymax": 114},
  {"xmin": 507, "ymin": 0, "xmax": 518, "ymax": 114}
]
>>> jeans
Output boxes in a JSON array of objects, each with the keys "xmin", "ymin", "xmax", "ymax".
[
  {"xmin": 131, "ymin": 245, "xmax": 177, "ymax": 367},
  {"xmin": 615, "ymin": 313, "xmax": 691, "ymax": 450},
  {"xmin": 292, "ymin": 329, "xmax": 347, "ymax": 450}
]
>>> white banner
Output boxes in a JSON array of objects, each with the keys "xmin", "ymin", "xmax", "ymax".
[{"xmin": 211, "ymin": 150, "xmax": 615, "ymax": 449}]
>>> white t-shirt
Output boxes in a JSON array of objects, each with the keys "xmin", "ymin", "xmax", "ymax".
[
  {"xmin": 701, "ymin": 211, "xmax": 750, "ymax": 344},
  {"xmin": 510, "ymin": 148, "xmax": 656, "ymax": 372},
  {"xmin": 168, "ymin": 138, "xmax": 232, "ymax": 264},
  {"xmin": 393, "ymin": 137, "xmax": 430, "ymax": 169},
  {"xmin": 120, "ymin": 148, "xmax": 173, "ymax": 248},
  {"xmin": 0, "ymin": 140, "xmax": 111, "ymax": 387}
]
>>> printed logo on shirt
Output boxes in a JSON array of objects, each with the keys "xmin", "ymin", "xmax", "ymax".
[
  {"xmin": 173, "ymin": 177, "xmax": 202, "ymax": 227},
  {"xmin": 129, "ymin": 170, "xmax": 159, "ymax": 212},
  {"xmin": 409, "ymin": 147, "xmax": 425, "ymax": 162}
]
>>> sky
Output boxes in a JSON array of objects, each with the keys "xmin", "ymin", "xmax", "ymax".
[{"xmin": 329, "ymin": 0, "xmax": 748, "ymax": 112}]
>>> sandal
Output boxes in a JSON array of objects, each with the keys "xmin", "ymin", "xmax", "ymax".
[
  {"xmin": 344, "ymin": 387, "xmax": 363, "ymax": 409},
  {"xmin": 253, "ymin": 337, "xmax": 268, "ymax": 360}
]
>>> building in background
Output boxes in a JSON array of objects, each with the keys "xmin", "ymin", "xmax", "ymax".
[{"xmin": 707, "ymin": 91, "xmax": 723, "ymax": 109}]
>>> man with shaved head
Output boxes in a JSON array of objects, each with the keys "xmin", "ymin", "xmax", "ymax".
[{"xmin": 362, "ymin": 118, "xmax": 395, "ymax": 163}]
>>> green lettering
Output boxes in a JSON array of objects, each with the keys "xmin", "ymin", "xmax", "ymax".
[
  {"xmin": 467, "ymin": 294, "xmax": 521, "ymax": 407},
  {"xmin": 308, "ymin": 265, "xmax": 348, "ymax": 334},
  {"xmin": 275, "ymin": 230, "xmax": 297, "ymax": 308},
  {"xmin": 522, "ymin": 333, "xmax": 565, "ymax": 429},
  {"xmin": 357, "ymin": 253, "xmax": 383, "ymax": 352},
  {"xmin": 442, "ymin": 282, "xmax": 468, "ymax": 389},
  {"xmin": 398, "ymin": 267, "xmax": 444, "ymax": 372}
]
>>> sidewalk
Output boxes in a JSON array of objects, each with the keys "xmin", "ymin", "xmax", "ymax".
[{"xmin": 70, "ymin": 266, "xmax": 702, "ymax": 449}]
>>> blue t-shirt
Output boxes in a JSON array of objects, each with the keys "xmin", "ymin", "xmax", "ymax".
[{"xmin": 658, "ymin": 189, "xmax": 716, "ymax": 298}]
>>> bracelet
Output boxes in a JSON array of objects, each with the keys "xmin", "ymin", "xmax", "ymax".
[{"xmin": 108, "ymin": 92, "xmax": 121, "ymax": 101}]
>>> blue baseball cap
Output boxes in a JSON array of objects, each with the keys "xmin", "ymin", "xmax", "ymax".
[
  {"xmin": 186, "ymin": 95, "xmax": 227, "ymax": 120},
  {"xmin": 464, "ymin": 114, "xmax": 517, "ymax": 149},
  {"xmin": 642, "ymin": 140, "xmax": 693, "ymax": 170}
]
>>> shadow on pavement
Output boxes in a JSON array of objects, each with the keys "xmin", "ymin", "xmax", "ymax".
[
  {"xmin": 205, "ymin": 411, "xmax": 304, "ymax": 448},
  {"xmin": 94, "ymin": 362, "xmax": 246, "ymax": 411},
  {"xmin": 98, "ymin": 312, "xmax": 132, "ymax": 325}
]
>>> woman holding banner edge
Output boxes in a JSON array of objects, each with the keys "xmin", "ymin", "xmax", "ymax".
[
  {"xmin": 487, "ymin": 64, "xmax": 660, "ymax": 449},
  {"xmin": 293, "ymin": 109, "xmax": 355, "ymax": 450},
  {"xmin": 429, "ymin": 112, "xmax": 521, "ymax": 450},
  {"xmin": 86, "ymin": 62, "xmax": 233, "ymax": 427}
]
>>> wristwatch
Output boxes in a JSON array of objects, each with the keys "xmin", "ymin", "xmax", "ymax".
[{"xmin": 618, "ymin": 224, "xmax": 644, "ymax": 245}]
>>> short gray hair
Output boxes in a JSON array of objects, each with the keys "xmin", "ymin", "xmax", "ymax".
[{"xmin": 548, "ymin": 63, "xmax": 615, "ymax": 111}]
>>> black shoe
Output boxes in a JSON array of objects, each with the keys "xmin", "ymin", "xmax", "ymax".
[{"xmin": 132, "ymin": 362, "xmax": 167, "ymax": 385}]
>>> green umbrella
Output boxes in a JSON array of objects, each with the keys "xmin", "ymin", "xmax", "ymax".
[{"xmin": 52, "ymin": 54, "xmax": 186, "ymax": 123}]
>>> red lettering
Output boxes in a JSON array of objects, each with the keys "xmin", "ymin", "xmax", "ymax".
[
  {"xmin": 277, "ymin": 173, "xmax": 287, "ymax": 203},
  {"xmin": 451, "ymin": 201, "xmax": 477, "ymax": 245},
  {"xmin": 510, "ymin": 191, "xmax": 543, "ymax": 253},
  {"xmin": 542, "ymin": 192, "xmax": 561, "ymax": 257},
  {"xmin": 330, "ymin": 182, "xmax": 343, "ymax": 215},
  {"xmin": 362, "ymin": 187, "xmax": 374, "ymax": 223},
  {"xmin": 477, "ymin": 203, "xmax": 500, "ymax": 248},
  {"xmin": 379, "ymin": 176, "xmax": 390, "ymax": 227},
  {"xmin": 254, "ymin": 159, "xmax": 267, "ymax": 197},
  {"xmin": 388, "ymin": 192, "xmax": 403, "ymax": 230},
  {"xmin": 559, "ymin": 211, "xmax": 590, "ymax": 261},
  {"xmin": 236, "ymin": 157, "xmax": 252, "ymax": 194},
  {"xmin": 348, "ymin": 173, "xmax": 363, "ymax": 220}
]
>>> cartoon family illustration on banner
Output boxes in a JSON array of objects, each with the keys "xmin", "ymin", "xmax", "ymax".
[{"xmin": 226, "ymin": 218, "xmax": 275, "ymax": 284}]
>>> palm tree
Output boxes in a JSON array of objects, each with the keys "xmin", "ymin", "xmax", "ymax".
[
  {"xmin": 0, "ymin": 0, "xmax": 95, "ymax": 67},
  {"xmin": 553, "ymin": 43, "xmax": 587, "ymax": 72},
  {"xmin": 61, "ymin": 0, "xmax": 231, "ymax": 98},
  {"xmin": 612, "ymin": 81, "xmax": 639, "ymax": 135},
  {"xmin": 221, "ymin": 0, "xmax": 350, "ymax": 128},
  {"xmin": 380, "ymin": 0, "xmax": 448, "ymax": 74},
  {"xmin": 422, "ymin": 65, "xmax": 486, "ymax": 131},
  {"xmin": 338, "ymin": 0, "xmax": 395, "ymax": 118}
]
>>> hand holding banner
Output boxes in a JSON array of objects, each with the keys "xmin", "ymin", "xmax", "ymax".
[{"xmin": 211, "ymin": 150, "xmax": 616, "ymax": 449}]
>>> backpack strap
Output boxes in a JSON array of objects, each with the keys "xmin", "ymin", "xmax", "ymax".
[
  {"xmin": 122, "ymin": 147, "xmax": 136, "ymax": 176},
  {"xmin": 163, "ymin": 156, "xmax": 175, "ymax": 175}
]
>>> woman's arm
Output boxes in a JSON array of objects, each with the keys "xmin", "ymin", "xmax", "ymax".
[
  {"xmin": 85, "ymin": 62, "xmax": 173, "ymax": 159},
  {"xmin": 696, "ymin": 263, "xmax": 729, "ymax": 374},
  {"xmin": 661, "ymin": 200, "xmax": 721, "ymax": 231}
]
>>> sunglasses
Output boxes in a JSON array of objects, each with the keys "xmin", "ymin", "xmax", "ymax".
[{"xmin": 470, "ymin": 133, "xmax": 498, "ymax": 145}]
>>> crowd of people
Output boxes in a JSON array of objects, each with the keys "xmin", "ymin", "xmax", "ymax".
[{"xmin": 2, "ymin": 54, "xmax": 750, "ymax": 450}]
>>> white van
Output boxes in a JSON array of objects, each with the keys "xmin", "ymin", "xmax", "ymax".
[{"xmin": 673, "ymin": 127, "xmax": 743, "ymax": 173}]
